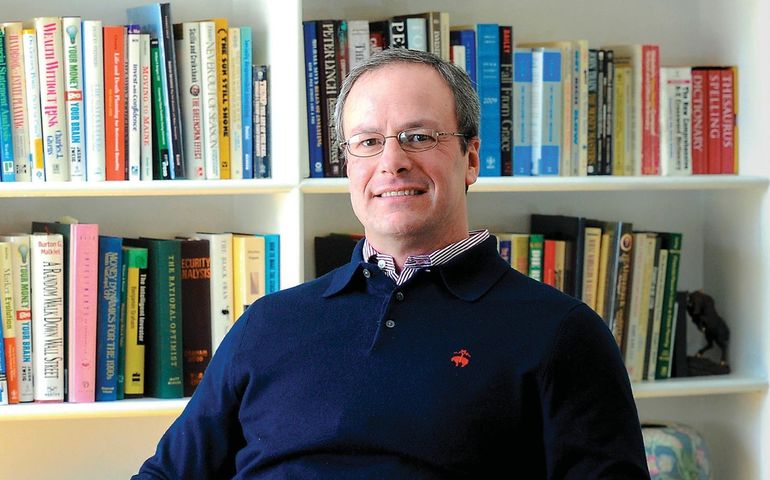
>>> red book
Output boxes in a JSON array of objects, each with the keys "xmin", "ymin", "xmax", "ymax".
[
  {"xmin": 641, "ymin": 45, "xmax": 660, "ymax": 175},
  {"xmin": 103, "ymin": 26, "xmax": 126, "ymax": 181},
  {"xmin": 690, "ymin": 68, "xmax": 708, "ymax": 174},
  {"xmin": 543, "ymin": 239, "xmax": 556, "ymax": 287},
  {"xmin": 720, "ymin": 68, "xmax": 736, "ymax": 174},
  {"xmin": 706, "ymin": 69, "xmax": 722, "ymax": 174}
]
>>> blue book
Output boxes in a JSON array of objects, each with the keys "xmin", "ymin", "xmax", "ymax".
[
  {"xmin": 254, "ymin": 65, "xmax": 271, "ymax": 178},
  {"xmin": 0, "ymin": 306, "xmax": 7, "ymax": 404},
  {"xmin": 302, "ymin": 21, "xmax": 324, "ymax": 178},
  {"xmin": 257, "ymin": 234, "xmax": 280, "ymax": 294},
  {"xmin": 95, "ymin": 236, "xmax": 124, "ymax": 401},
  {"xmin": 449, "ymin": 29, "xmax": 476, "ymax": 87},
  {"xmin": 127, "ymin": 3, "xmax": 184, "ymax": 179},
  {"xmin": 540, "ymin": 49, "xmax": 562, "ymax": 175},
  {"xmin": 476, "ymin": 24, "xmax": 501, "ymax": 176},
  {"xmin": 241, "ymin": 26, "xmax": 254, "ymax": 179},
  {"xmin": 0, "ymin": 30, "xmax": 15, "ymax": 182},
  {"xmin": 513, "ymin": 49, "xmax": 533, "ymax": 176}
]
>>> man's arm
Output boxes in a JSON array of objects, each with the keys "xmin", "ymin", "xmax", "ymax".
[
  {"xmin": 540, "ymin": 303, "xmax": 649, "ymax": 479},
  {"xmin": 132, "ymin": 316, "xmax": 248, "ymax": 479}
]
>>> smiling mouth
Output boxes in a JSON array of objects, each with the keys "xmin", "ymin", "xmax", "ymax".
[{"xmin": 377, "ymin": 189, "xmax": 425, "ymax": 198}]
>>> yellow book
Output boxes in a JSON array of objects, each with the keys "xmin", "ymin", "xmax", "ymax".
[
  {"xmin": 581, "ymin": 226, "xmax": 602, "ymax": 311},
  {"xmin": 122, "ymin": 246, "xmax": 148, "ymax": 398},
  {"xmin": 613, "ymin": 65, "xmax": 632, "ymax": 175},
  {"xmin": 595, "ymin": 232, "xmax": 611, "ymax": 319},
  {"xmin": 211, "ymin": 17, "xmax": 230, "ymax": 179},
  {"xmin": 232, "ymin": 234, "xmax": 265, "ymax": 320}
]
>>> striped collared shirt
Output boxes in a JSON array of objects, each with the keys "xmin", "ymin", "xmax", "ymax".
[{"xmin": 362, "ymin": 229, "xmax": 491, "ymax": 285}]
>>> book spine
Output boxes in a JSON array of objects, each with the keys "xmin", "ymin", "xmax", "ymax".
[
  {"xmin": 126, "ymin": 27, "xmax": 142, "ymax": 181},
  {"xmin": 254, "ymin": 65, "xmax": 270, "ymax": 178},
  {"xmin": 31, "ymin": 233, "xmax": 65, "ymax": 401},
  {"xmin": 149, "ymin": 240, "xmax": 183, "ymax": 398},
  {"xmin": 499, "ymin": 26, "xmax": 513, "ymax": 177},
  {"xmin": 199, "ymin": 21, "xmax": 220, "ymax": 179},
  {"xmin": 228, "ymin": 27, "xmax": 243, "ymax": 180},
  {"xmin": 213, "ymin": 18, "xmax": 230, "ymax": 179},
  {"xmin": 346, "ymin": 20, "xmax": 370, "ymax": 70},
  {"xmin": 660, "ymin": 67, "xmax": 693, "ymax": 176},
  {"xmin": 68, "ymin": 224, "xmax": 99, "ymax": 402},
  {"xmin": 0, "ymin": 243, "xmax": 19, "ymax": 402},
  {"xmin": 476, "ymin": 24, "xmax": 501, "ymax": 176},
  {"xmin": 159, "ymin": 3, "xmax": 184, "ymax": 179},
  {"xmin": 645, "ymin": 248, "xmax": 668, "ymax": 380},
  {"xmin": 116, "ymin": 251, "xmax": 127, "ymax": 399},
  {"xmin": 558, "ymin": 43, "xmax": 574, "ymax": 178},
  {"xmin": 612, "ymin": 65, "xmax": 629, "ymax": 176},
  {"xmin": 602, "ymin": 50, "xmax": 614, "ymax": 175},
  {"xmin": 103, "ymin": 25, "xmax": 126, "ymax": 181},
  {"xmin": 586, "ymin": 49, "xmax": 599, "ymax": 175},
  {"xmin": 3, "ymin": 23, "xmax": 31, "ymax": 182},
  {"xmin": 123, "ymin": 246, "xmax": 147, "ymax": 398},
  {"xmin": 573, "ymin": 40, "xmax": 589, "ymax": 177},
  {"xmin": 81, "ymin": 21, "xmax": 106, "ymax": 182},
  {"xmin": 690, "ymin": 68, "xmax": 708, "ymax": 174},
  {"xmin": 542, "ymin": 239, "xmax": 556, "ymax": 287},
  {"xmin": 196, "ymin": 233, "xmax": 233, "ymax": 352},
  {"xmin": 35, "ymin": 17, "xmax": 70, "ymax": 181},
  {"xmin": 0, "ymin": 325, "xmax": 6, "ymax": 404},
  {"xmin": 95, "ymin": 237, "xmax": 122, "ymax": 401},
  {"xmin": 139, "ymin": 34, "xmax": 152, "ymax": 181},
  {"xmin": 720, "ymin": 68, "xmax": 736, "ymax": 174},
  {"xmin": 263, "ymin": 234, "xmax": 280, "ymax": 294},
  {"xmin": 706, "ymin": 68, "xmax": 722, "ymax": 174},
  {"xmin": 240, "ymin": 26, "xmax": 253, "ymax": 180},
  {"xmin": 530, "ymin": 48, "xmax": 543, "ymax": 175},
  {"xmin": 581, "ymin": 227, "xmax": 602, "ymax": 310},
  {"xmin": 540, "ymin": 49, "xmax": 562, "ymax": 175},
  {"xmin": 610, "ymin": 227, "xmax": 634, "ymax": 350},
  {"xmin": 0, "ymin": 30, "xmax": 16, "ymax": 182},
  {"xmin": 22, "ymin": 29, "xmax": 46, "ymax": 182},
  {"xmin": 405, "ymin": 17, "xmax": 427, "ymax": 51},
  {"xmin": 150, "ymin": 39, "xmax": 171, "ymax": 180},
  {"xmin": 641, "ymin": 45, "xmax": 660, "ymax": 175},
  {"xmin": 62, "ymin": 17, "xmax": 85, "ymax": 181},
  {"xmin": 174, "ymin": 22, "xmax": 205, "ymax": 179},
  {"xmin": 655, "ymin": 233, "xmax": 682, "ymax": 379},
  {"xmin": 527, "ymin": 234, "xmax": 544, "ymax": 282},
  {"xmin": 389, "ymin": 17, "xmax": 407, "ymax": 48},
  {"xmin": 180, "ymin": 239, "xmax": 212, "ymax": 397},
  {"xmin": 317, "ymin": 20, "xmax": 341, "ymax": 177},
  {"xmin": 512, "ymin": 48, "xmax": 532, "ymax": 176},
  {"xmin": 336, "ymin": 20, "xmax": 349, "ymax": 78},
  {"xmin": 303, "ymin": 21, "xmax": 324, "ymax": 178}
]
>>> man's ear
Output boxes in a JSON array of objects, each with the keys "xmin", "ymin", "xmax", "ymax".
[{"xmin": 465, "ymin": 136, "xmax": 481, "ymax": 186}]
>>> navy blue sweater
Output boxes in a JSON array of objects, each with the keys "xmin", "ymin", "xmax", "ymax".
[{"xmin": 135, "ymin": 237, "xmax": 649, "ymax": 479}]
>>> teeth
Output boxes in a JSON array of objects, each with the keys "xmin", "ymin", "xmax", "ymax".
[{"xmin": 380, "ymin": 189, "xmax": 420, "ymax": 198}]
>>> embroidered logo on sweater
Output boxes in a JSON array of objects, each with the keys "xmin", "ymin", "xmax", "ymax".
[{"xmin": 450, "ymin": 349, "xmax": 471, "ymax": 367}]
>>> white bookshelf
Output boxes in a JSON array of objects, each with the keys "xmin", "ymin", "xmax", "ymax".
[{"xmin": 0, "ymin": 0, "xmax": 767, "ymax": 478}]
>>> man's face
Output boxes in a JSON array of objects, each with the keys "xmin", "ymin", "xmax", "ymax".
[{"xmin": 342, "ymin": 64, "xmax": 480, "ymax": 252}]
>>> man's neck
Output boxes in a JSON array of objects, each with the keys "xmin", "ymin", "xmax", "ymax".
[{"xmin": 366, "ymin": 233, "xmax": 471, "ymax": 271}]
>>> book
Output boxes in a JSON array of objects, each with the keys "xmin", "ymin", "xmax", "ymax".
[
  {"xmin": 174, "ymin": 22, "xmax": 205, "ymax": 179},
  {"xmin": 139, "ymin": 33, "xmax": 153, "ymax": 181},
  {"xmin": 228, "ymin": 27, "xmax": 243, "ymax": 180},
  {"xmin": 122, "ymin": 245, "xmax": 148, "ymax": 398},
  {"xmin": 346, "ymin": 20, "xmax": 370, "ymax": 70},
  {"xmin": 81, "ymin": 21, "xmax": 106, "ymax": 182},
  {"xmin": 126, "ymin": 25, "xmax": 142, "ymax": 181},
  {"xmin": 127, "ymin": 2, "xmax": 185, "ymax": 179},
  {"xmin": 257, "ymin": 233, "xmax": 280, "ymax": 294},
  {"xmin": 30, "ymin": 233, "xmax": 65, "ymax": 402},
  {"xmin": 498, "ymin": 26, "xmax": 513, "ymax": 176},
  {"xmin": 659, "ymin": 67, "xmax": 692, "ymax": 176},
  {"xmin": 35, "ymin": 17, "xmax": 69, "ymax": 181},
  {"xmin": 720, "ymin": 67, "xmax": 737, "ymax": 174},
  {"xmin": 690, "ymin": 67, "xmax": 708, "ymax": 174},
  {"xmin": 0, "ymin": 242, "xmax": 19, "ymax": 403},
  {"xmin": 240, "ymin": 26, "xmax": 253, "ymax": 180},
  {"xmin": 316, "ymin": 20, "xmax": 342, "ymax": 177},
  {"xmin": 581, "ymin": 225, "xmax": 602, "ymax": 310},
  {"xmin": 539, "ymin": 48, "xmax": 562, "ymax": 175},
  {"xmin": 95, "ymin": 236, "xmax": 123, "ymax": 401},
  {"xmin": 232, "ymin": 233, "xmax": 265, "ymax": 320},
  {"xmin": 178, "ymin": 238, "xmax": 212, "ymax": 396},
  {"xmin": 150, "ymin": 38, "xmax": 171, "ymax": 179},
  {"xmin": 670, "ymin": 291, "xmax": 689, "ymax": 378},
  {"xmin": 209, "ymin": 17, "xmax": 230, "ymax": 179},
  {"xmin": 199, "ymin": 21, "xmax": 220, "ymax": 179},
  {"xmin": 527, "ymin": 233, "xmax": 544, "ymax": 282},
  {"xmin": 0, "ymin": 325, "xmax": 6, "ymax": 404},
  {"xmin": 302, "ymin": 21, "xmax": 324, "ymax": 178},
  {"xmin": 254, "ymin": 65, "xmax": 270, "ymax": 178},
  {"xmin": 512, "ymin": 48, "xmax": 532, "ymax": 176},
  {"xmin": 103, "ymin": 25, "xmax": 126, "ymax": 181},
  {"xmin": 654, "ymin": 233, "xmax": 683, "ymax": 379},
  {"xmin": 0, "ymin": 234, "xmax": 33, "ymax": 401},
  {"xmin": 2, "ymin": 23, "xmax": 31, "ymax": 182},
  {"xmin": 624, "ymin": 232, "xmax": 658, "ymax": 382},
  {"xmin": 0, "ymin": 29, "xmax": 15, "ymax": 183},
  {"xmin": 449, "ymin": 28, "xmax": 476, "ymax": 86},
  {"xmin": 194, "ymin": 232, "xmax": 234, "ymax": 352},
  {"xmin": 612, "ymin": 64, "xmax": 633, "ymax": 176},
  {"xmin": 122, "ymin": 238, "xmax": 183, "ymax": 398},
  {"xmin": 530, "ymin": 214, "xmax": 586, "ymax": 298},
  {"xmin": 706, "ymin": 68, "xmax": 722, "ymax": 174},
  {"xmin": 62, "ymin": 17, "xmax": 85, "ymax": 181},
  {"xmin": 476, "ymin": 23, "xmax": 501, "ymax": 176}
]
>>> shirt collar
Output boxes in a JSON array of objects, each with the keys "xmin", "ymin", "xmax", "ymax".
[{"xmin": 322, "ymin": 235, "xmax": 509, "ymax": 302}]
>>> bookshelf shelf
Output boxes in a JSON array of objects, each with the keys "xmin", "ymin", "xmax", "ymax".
[
  {"xmin": 300, "ymin": 175, "xmax": 769, "ymax": 194},
  {"xmin": 0, "ymin": 179, "xmax": 295, "ymax": 198},
  {"xmin": 0, "ymin": 398, "xmax": 188, "ymax": 422},
  {"xmin": 632, "ymin": 375, "xmax": 769, "ymax": 399}
]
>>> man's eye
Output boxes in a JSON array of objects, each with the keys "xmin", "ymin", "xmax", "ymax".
[
  {"xmin": 406, "ymin": 133, "xmax": 432, "ymax": 143},
  {"xmin": 360, "ymin": 138, "xmax": 381, "ymax": 147}
]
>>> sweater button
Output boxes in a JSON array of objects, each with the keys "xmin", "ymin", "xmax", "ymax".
[
  {"xmin": 385, "ymin": 319, "xmax": 396, "ymax": 328},
  {"xmin": 395, "ymin": 291, "xmax": 405, "ymax": 301},
  {"xmin": 362, "ymin": 268, "xmax": 371, "ymax": 278}
]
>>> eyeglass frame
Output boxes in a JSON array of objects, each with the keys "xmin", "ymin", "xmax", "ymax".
[{"xmin": 340, "ymin": 127, "xmax": 471, "ymax": 158}]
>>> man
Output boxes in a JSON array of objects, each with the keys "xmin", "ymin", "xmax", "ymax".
[{"xmin": 135, "ymin": 48, "xmax": 649, "ymax": 478}]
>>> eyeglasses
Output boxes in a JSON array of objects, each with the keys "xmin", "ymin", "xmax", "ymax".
[{"xmin": 341, "ymin": 127, "xmax": 468, "ymax": 158}]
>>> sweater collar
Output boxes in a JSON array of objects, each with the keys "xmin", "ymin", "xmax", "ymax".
[{"xmin": 322, "ymin": 236, "xmax": 510, "ymax": 302}]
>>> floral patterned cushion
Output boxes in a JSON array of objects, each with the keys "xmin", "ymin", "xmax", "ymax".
[{"xmin": 642, "ymin": 422, "xmax": 711, "ymax": 479}]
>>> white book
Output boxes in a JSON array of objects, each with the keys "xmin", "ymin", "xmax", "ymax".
[
  {"xmin": 0, "ymin": 234, "xmax": 33, "ymax": 402},
  {"xmin": 127, "ymin": 29, "xmax": 142, "ymax": 181},
  {"xmin": 660, "ymin": 67, "xmax": 692, "ymax": 176},
  {"xmin": 451, "ymin": 45, "xmax": 465, "ymax": 71},
  {"xmin": 81, "ymin": 20, "xmax": 105, "ymax": 182},
  {"xmin": 2, "ymin": 23, "xmax": 31, "ymax": 182},
  {"xmin": 62, "ymin": 17, "xmax": 85, "ymax": 181},
  {"xmin": 139, "ymin": 34, "xmax": 152, "ymax": 181},
  {"xmin": 35, "ymin": 17, "xmax": 70, "ymax": 181},
  {"xmin": 199, "ymin": 21, "xmax": 220, "ymax": 179},
  {"xmin": 406, "ymin": 18, "xmax": 427, "ymax": 52},
  {"xmin": 228, "ymin": 27, "xmax": 243, "ymax": 180},
  {"xmin": 530, "ymin": 48, "xmax": 544, "ymax": 175},
  {"xmin": 347, "ymin": 20, "xmax": 370, "ymax": 70},
  {"xmin": 174, "ymin": 22, "xmax": 205, "ymax": 179},
  {"xmin": 624, "ymin": 232, "xmax": 657, "ymax": 383},
  {"xmin": 21, "ymin": 29, "xmax": 45, "ymax": 182},
  {"xmin": 194, "ymin": 232, "xmax": 234, "ymax": 352},
  {"xmin": 30, "ymin": 233, "xmax": 65, "ymax": 402}
]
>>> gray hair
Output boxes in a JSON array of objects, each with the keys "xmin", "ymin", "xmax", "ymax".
[{"xmin": 333, "ymin": 48, "xmax": 480, "ymax": 154}]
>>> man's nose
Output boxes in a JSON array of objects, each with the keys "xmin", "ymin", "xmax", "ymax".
[{"xmin": 377, "ymin": 137, "xmax": 412, "ymax": 174}]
